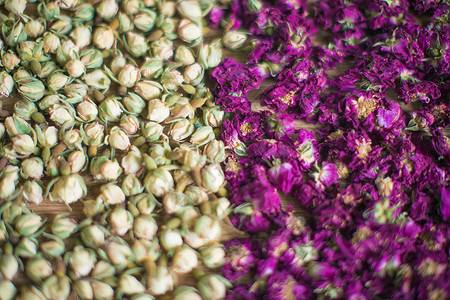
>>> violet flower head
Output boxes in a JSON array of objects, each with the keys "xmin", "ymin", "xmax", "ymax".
[
  {"xmin": 266, "ymin": 271, "xmax": 312, "ymax": 299},
  {"xmin": 267, "ymin": 161, "xmax": 302, "ymax": 194},
  {"xmin": 222, "ymin": 238, "xmax": 258, "ymax": 281},
  {"xmin": 440, "ymin": 186, "xmax": 450, "ymax": 221}
]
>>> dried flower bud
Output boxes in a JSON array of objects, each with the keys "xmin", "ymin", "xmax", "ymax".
[
  {"xmin": 99, "ymin": 97, "xmax": 123, "ymax": 122},
  {"xmin": 85, "ymin": 70, "xmax": 111, "ymax": 90},
  {"xmin": 134, "ymin": 215, "xmax": 158, "ymax": 240},
  {"xmin": 92, "ymin": 280, "xmax": 114, "ymax": 299},
  {"xmin": 4, "ymin": 0, "xmax": 27, "ymax": 14},
  {"xmin": 172, "ymin": 246, "xmax": 198, "ymax": 274},
  {"xmin": 42, "ymin": 275, "xmax": 71, "ymax": 300},
  {"xmin": 0, "ymin": 254, "xmax": 19, "ymax": 281},
  {"xmin": 173, "ymin": 286, "xmax": 202, "ymax": 300},
  {"xmin": 49, "ymin": 103, "xmax": 75, "ymax": 129},
  {"xmin": 83, "ymin": 122, "xmax": 105, "ymax": 146},
  {"xmin": 91, "ymin": 260, "xmax": 115, "ymax": 279},
  {"xmin": 2, "ymin": 52, "xmax": 21, "ymax": 71},
  {"xmin": 117, "ymin": 64, "xmax": 141, "ymax": 88},
  {"xmin": 97, "ymin": 183, "xmax": 126, "ymax": 205},
  {"xmin": 14, "ymin": 213, "xmax": 43, "ymax": 236},
  {"xmin": 91, "ymin": 156, "xmax": 123, "ymax": 181},
  {"xmin": 0, "ymin": 280, "xmax": 16, "ymax": 300},
  {"xmin": 174, "ymin": 46, "xmax": 195, "ymax": 66},
  {"xmin": 122, "ymin": 174, "xmax": 144, "ymax": 196},
  {"xmin": 76, "ymin": 98, "xmax": 98, "ymax": 122},
  {"xmin": 123, "ymin": 32, "xmax": 148, "ymax": 57},
  {"xmin": 15, "ymin": 285, "xmax": 46, "ymax": 300},
  {"xmin": 162, "ymin": 69, "xmax": 184, "ymax": 91},
  {"xmin": 25, "ymin": 257, "xmax": 53, "ymax": 282},
  {"xmin": 144, "ymin": 168, "xmax": 174, "ymax": 197},
  {"xmin": 190, "ymin": 126, "xmax": 215, "ymax": 146},
  {"xmin": 67, "ymin": 246, "xmax": 97, "ymax": 277},
  {"xmin": 117, "ymin": 12, "xmax": 134, "ymax": 33},
  {"xmin": 169, "ymin": 119, "xmax": 194, "ymax": 141},
  {"xmin": 73, "ymin": 279, "xmax": 93, "ymax": 300},
  {"xmin": 146, "ymin": 265, "xmax": 175, "ymax": 296},
  {"xmin": 184, "ymin": 63, "xmax": 204, "ymax": 86},
  {"xmin": 119, "ymin": 274, "xmax": 146, "ymax": 295},
  {"xmin": 122, "ymin": 92, "xmax": 146, "ymax": 115},
  {"xmin": 151, "ymin": 38, "xmax": 174, "ymax": 61},
  {"xmin": 36, "ymin": 125, "xmax": 58, "ymax": 148},
  {"xmin": 198, "ymin": 40, "xmax": 222, "ymax": 69},
  {"xmin": 195, "ymin": 215, "xmax": 221, "ymax": 242},
  {"xmin": 163, "ymin": 192, "xmax": 186, "ymax": 214},
  {"xmin": 135, "ymin": 80, "xmax": 163, "ymax": 101},
  {"xmin": 197, "ymin": 274, "xmax": 230, "ymax": 300},
  {"xmin": 146, "ymin": 99, "xmax": 170, "ymax": 122},
  {"xmin": 203, "ymin": 140, "xmax": 226, "ymax": 163},
  {"xmin": 80, "ymin": 48, "xmax": 104, "ymax": 69},
  {"xmin": 3, "ymin": 20, "xmax": 26, "ymax": 47},
  {"xmin": 51, "ymin": 215, "xmax": 77, "ymax": 239},
  {"xmin": 140, "ymin": 57, "xmax": 163, "ymax": 79},
  {"xmin": 81, "ymin": 224, "xmax": 106, "ymax": 249},
  {"xmin": 201, "ymin": 164, "xmax": 225, "ymax": 193},
  {"xmin": 73, "ymin": 3, "xmax": 95, "ymax": 21},
  {"xmin": 121, "ymin": 146, "xmax": 143, "ymax": 174},
  {"xmin": 160, "ymin": 228, "xmax": 183, "ymax": 251},
  {"xmin": 47, "ymin": 71, "xmax": 70, "ymax": 91},
  {"xmin": 111, "ymin": 56, "xmax": 128, "ymax": 75},
  {"xmin": 200, "ymin": 245, "xmax": 226, "ymax": 268},
  {"xmin": 11, "ymin": 134, "xmax": 35, "ymax": 157},
  {"xmin": 182, "ymin": 230, "xmax": 207, "ymax": 249},
  {"xmin": 106, "ymin": 239, "xmax": 134, "ymax": 266},
  {"xmin": 38, "ymin": 1, "xmax": 60, "ymax": 20},
  {"xmin": 223, "ymin": 31, "xmax": 248, "ymax": 50},
  {"xmin": 178, "ymin": 0, "xmax": 201, "ymax": 19},
  {"xmin": 48, "ymin": 174, "xmax": 87, "ymax": 204},
  {"xmin": 0, "ymin": 72, "xmax": 14, "ymax": 97},
  {"xmin": 96, "ymin": 0, "xmax": 119, "ymax": 19},
  {"xmin": 118, "ymin": 114, "xmax": 138, "ymax": 135},
  {"xmin": 122, "ymin": 0, "xmax": 141, "ymax": 14},
  {"xmin": 108, "ymin": 126, "xmax": 131, "ymax": 151},
  {"xmin": 60, "ymin": 128, "xmax": 83, "ymax": 150},
  {"xmin": 42, "ymin": 33, "xmax": 60, "ymax": 53},
  {"xmin": 184, "ymin": 185, "xmax": 207, "ymax": 206},
  {"xmin": 110, "ymin": 207, "xmax": 134, "ymax": 236},
  {"xmin": 56, "ymin": 40, "xmax": 78, "ymax": 65},
  {"xmin": 134, "ymin": 193, "xmax": 159, "ymax": 215},
  {"xmin": 178, "ymin": 19, "xmax": 202, "ymax": 44},
  {"xmin": 57, "ymin": 0, "xmax": 79, "ymax": 9},
  {"xmin": 65, "ymin": 59, "xmax": 85, "ymax": 78},
  {"xmin": 70, "ymin": 26, "xmax": 92, "ymax": 49},
  {"xmin": 16, "ymin": 77, "xmax": 46, "ymax": 101},
  {"xmin": 20, "ymin": 157, "xmax": 43, "ymax": 180},
  {"xmin": 134, "ymin": 9, "xmax": 157, "ymax": 32},
  {"xmin": 14, "ymin": 100, "xmax": 37, "ymax": 121},
  {"xmin": 142, "ymin": 121, "xmax": 163, "ymax": 142},
  {"xmin": 24, "ymin": 18, "xmax": 45, "ymax": 38},
  {"xmin": 178, "ymin": 206, "xmax": 200, "ymax": 228},
  {"xmin": 22, "ymin": 180, "xmax": 44, "ymax": 205},
  {"xmin": 40, "ymin": 61, "xmax": 58, "ymax": 79}
]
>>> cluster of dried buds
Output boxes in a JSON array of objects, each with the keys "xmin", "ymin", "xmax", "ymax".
[{"xmin": 0, "ymin": 0, "xmax": 236, "ymax": 298}]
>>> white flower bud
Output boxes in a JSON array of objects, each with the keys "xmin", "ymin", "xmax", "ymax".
[
  {"xmin": 91, "ymin": 280, "xmax": 114, "ymax": 299},
  {"xmin": 134, "ymin": 80, "xmax": 163, "ymax": 101},
  {"xmin": 182, "ymin": 230, "xmax": 207, "ymax": 249},
  {"xmin": 172, "ymin": 246, "xmax": 198, "ymax": 274},
  {"xmin": 49, "ymin": 104, "xmax": 75, "ymax": 129},
  {"xmin": 106, "ymin": 240, "xmax": 133, "ymax": 266},
  {"xmin": 178, "ymin": 19, "xmax": 202, "ymax": 44},
  {"xmin": 70, "ymin": 26, "xmax": 92, "ymax": 49},
  {"xmin": 151, "ymin": 38, "xmax": 174, "ymax": 61},
  {"xmin": 43, "ymin": 33, "xmax": 61, "ymax": 53},
  {"xmin": 24, "ymin": 19, "xmax": 45, "ymax": 38},
  {"xmin": 132, "ymin": 239, "xmax": 161, "ymax": 263},
  {"xmin": 66, "ymin": 59, "xmax": 85, "ymax": 77},
  {"xmin": 36, "ymin": 125, "xmax": 58, "ymax": 148},
  {"xmin": 178, "ymin": 206, "xmax": 200, "ymax": 228},
  {"xmin": 73, "ymin": 279, "xmax": 93, "ymax": 300},
  {"xmin": 22, "ymin": 180, "xmax": 43, "ymax": 205},
  {"xmin": 122, "ymin": 173, "xmax": 143, "ymax": 196},
  {"xmin": 110, "ymin": 56, "xmax": 127, "ymax": 75},
  {"xmin": 11, "ymin": 134, "xmax": 35, "ymax": 156},
  {"xmin": 25, "ymin": 257, "xmax": 52, "ymax": 282},
  {"xmin": 68, "ymin": 246, "xmax": 96, "ymax": 277},
  {"xmin": 175, "ymin": 46, "xmax": 196, "ymax": 66},
  {"xmin": 195, "ymin": 215, "xmax": 221, "ymax": 242},
  {"xmin": 173, "ymin": 287, "xmax": 202, "ymax": 300},
  {"xmin": 197, "ymin": 275, "xmax": 230, "ymax": 300},
  {"xmin": 163, "ymin": 192, "xmax": 186, "ymax": 214},
  {"xmin": 93, "ymin": 26, "xmax": 115, "ymax": 49},
  {"xmin": 121, "ymin": 146, "xmax": 143, "ymax": 174},
  {"xmin": 2, "ymin": 52, "xmax": 21, "ymax": 70},
  {"xmin": 184, "ymin": 63, "xmax": 204, "ymax": 86},
  {"xmin": 142, "ymin": 121, "xmax": 163, "ymax": 142},
  {"xmin": 133, "ymin": 215, "xmax": 158, "ymax": 240},
  {"xmin": 4, "ymin": 0, "xmax": 27, "ymax": 14},
  {"xmin": 177, "ymin": 0, "xmax": 201, "ymax": 19},
  {"xmin": 110, "ymin": 207, "xmax": 133, "ymax": 236},
  {"xmin": 48, "ymin": 174, "xmax": 87, "ymax": 204},
  {"xmin": 160, "ymin": 229, "xmax": 183, "ymax": 251},
  {"xmin": 81, "ymin": 225, "xmax": 106, "ymax": 249},
  {"xmin": 96, "ymin": 0, "xmax": 119, "ymax": 19},
  {"xmin": 223, "ymin": 31, "xmax": 248, "ymax": 50},
  {"xmin": 98, "ymin": 97, "xmax": 122, "ymax": 122},
  {"xmin": 200, "ymin": 245, "xmax": 226, "ymax": 268},
  {"xmin": 169, "ymin": 119, "xmax": 194, "ymax": 141},
  {"xmin": 120, "ymin": 114, "xmax": 139, "ymax": 135},
  {"xmin": 97, "ymin": 183, "xmax": 126, "ymax": 205},
  {"xmin": 77, "ymin": 98, "xmax": 98, "ymax": 122},
  {"xmin": 144, "ymin": 168, "xmax": 174, "ymax": 197},
  {"xmin": 57, "ymin": 0, "xmax": 79, "ymax": 9},
  {"xmin": 0, "ymin": 72, "xmax": 14, "ymax": 97},
  {"xmin": 201, "ymin": 164, "xmax": 225, "ymax": 193},
  {"xmin": 146, "ymin": 99, "xmax": 170, "ymax": 123},
  {"xmin": 83, "ymin": 122, "xmax": 105, "ymax": 146},
  {"xmin": 84, "ymin": 70, "xmax": 111, "ymax": 90},
  {"xmin": 0, "ymin": 280, "xmax": 16, "ymax": 300},
  {"xmin": 118, "ymin": 64, "xmax": 141, "ymax": 87},
  {"xmin": 190, "ymin": 126, "xmax": 215, "ymax": 146},
  {"xmin": 0, "ymin": 254, "xmax": 19, "ymax": 281},
  {"xmin": 146, "ymin": 266, "xmax": 175, "ymax": 296},
  {"xmin": 21, "ymin": 157, "xmax": 44, "ymax": 179},
  {"xmin": 119, "ymin": 274, "xmax": 145, "ymax": 295},
  {"xmin": 108, "ymin": 127, "xmax": 131, "ymax": 151}
]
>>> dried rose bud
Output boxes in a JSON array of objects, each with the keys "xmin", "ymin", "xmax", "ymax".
[
  {"xmin": 83, "ymin": 122, "xmax": 105, "ymax": 147},
  {"xmin": 85, "ymin": 70, "xmax": 111, "ymax": 91},
  {"xmin": 93, "ymin": 26, "xmax": 115, "ymax": 49},
  {"xmin": 146, "ymin": 99, "xmax": 170, "ymax": 122},
  {"xmin": 135, "ymin": 80, "xmax": 163, "ymax": 101},
  {"xmin": 194, "ymin": 215, "xmax": 221, "ymax": 242},
  {"xmin": 73, "ymin": 279, "xmax": 93, "ymax": 300},
  {"xmin": 70, "ymin": 26, "xmax": 92, "ymax": 49},
  {"xmin": 4, "ymin": 0, "xmax": 27, "ymax": 14},
  {"xmin": 15, "ymin": 237, "xmax": 38, "ymax": 258},
  {"xmin": 65, "ymin": 59, "xmax": 85, "ymax": 78},
  {"xmin": 0, "ymin": 72, "xmax": 14, "ymax": 97},
  {"xmin": 96, "ymin": 0, "xmax": 119, "ymax": 19},
  {"xmin": 118, "ymin": 64, "xmax": 141, "ymax": 88},
  {"xmin": 184, "ymin": 63, "xmax": 204, "ymax": 86},
  {"xmin": 2, "ymin": 52, "xmax": 21, "ymax": 71},
  {"xmin": 146, "ymin": 265, "xmax": 175, "ymax": 296},
  {"xmin": 67, "ymin": 246, "xmax": 97, "ymax": 278},
  {"xmin": 160, "ymin": 228, "xmax": 183, "ymax": 251},
  {"xmin": 25, "ymin": 257, "xmax": 52, "ymax": 283},
  {"xmin": 169, "ymin": 119, "xmax": 194, "ymax": 141},
  {"xmin": 151, "ymin": 38, "xmax": 174, "ymax": 61},
  {"xmin": 38, "ymin": 1, "xmax": 60, "ymax": 20},
  {"xmin": 15, "ymin": 285, "xmax": 46, "ymax": 300},
  {"xmin": 175, "ymin": 46, "xmax": 196, "ymax": 66},
  {"xmin": 178, "ymin": 206, "xmax": 200, "ymax": 228},
  {"xmin": 121, "ymin": 146, "xmax": 144, "ymax": 174},
  {"xmin": 92, "ymin": 280, "xmax": 114, "ymax": 300},
  {"xmin": 163, "ymin": 192, "xmax": 186, "ymax": 214},
  {"xmin": 122, "ymin": 174, "xmax": 144, "ymax": 196},
  {"xmin": 14, "ymin": 100, "xmax": 37, "ymax": 121},
  {"xmin": 120, "ymin": 114, "xmax": 139, "ymax": 135},
  {"xmin": 119, "ymin": 274, "xmax": 146, "ymax": 295},
  {"xmin": 178, "ymin": 19, "xmax": 202, "ymax": 44},
  {"xmin": 51, "ymin": 215, "xmax": 77, "ymax": 239},
  {"xmin": 49, "ymin": 103, "xmax": 75, "ymax": 129},
  {"xmin": 132, "ymin": 239, "xmax": 161, "ymax": 263},
  {"xmin": 134, "ymin": 215, "xmax": 158, "ymax": 240},
  {"xmin": 80, "ymin": 48, "xmax": 103, "ymax": 69},
  {"xmin": 172, "ymin": 246, "xmax": 198, "ymax": 274},
  {"xmin": 223, "ymin": 31, "xmax": 248, "ymax": 50},
  {"xmin": 47, "ymin": 71, "xmax": 70, "ymax": 91},
  {"xmin": 42, "ymin": 274, "xmax": 70, "ymax": 300},
  {"xmin": 40, "ymin": 236, "xmax": 65, "ymax": 257},
  {"xmin": 134, "ymin": 10, "xmax": 157, "ymax": 32},
  {"xmin": 97, "ymin": 183, "xmax": 126, "ymax": 205},
  {"xmin": 57, "ymin": 0, "xmax": 78, "ymax": 9},
  {"xmin": 16, "ymin": 77, "xmax": 46, "ymax": 101},
  {"xmin": 144, "ymin": 168, "xmax": 174, "ymax": 197},
  {"xmin": 203, "ymin": 106, "xmax": 225, "ymax": 127},
  {"xmin": 48, "ymin": 174, "xmax": 87, "ymax": 204},
  {"xmin": 14, "ymin": 213, "xmax": 44, "ymax": 236},
  {"xmin": 183, "ymin": 230, "xmax": 207, "ymax": 249},
  {"xmin": 43, "ymin": 33, "xmax": 61, "ymax": 53},
  {"xmin": 110, "ymin": 207, "xmax": 134, "ymax": 236},
  {"xmin": 91, "ymin": 156, "xmax": 123, "ymax": 181},
  {"xmin": 56, "ymin": 39, "xmax": 79, "ymax": 65},
  {"xmin": 198, "ymin": 40, "xmax": 222, "ymax": 69},
  {"xmin": 177, "ymin": 0, "xmax": 201, "ymax": 19},
  {"xmin": 140, "ymin": 57, "xmax": 163, "ymax": 79},
  {"xmin": 98, "ymin": 97, "xmax": 123, "ymax": 123},
  {"xmin": 108, "ymin": 127, "xmax": 131, "ymax": 151},
  {"xmin": 185, "ymin": 186, "xmax": 208, "ymax": 206},
  {"xmin": 22, "ymin": 180, "xmax": 44, "ymax": 205},
  {"xmin": 190, "ymin": 126, "xmax": 215, "ymax": 146},
  {"xmin": 81, "ymin": 224, "xmax": 107, "ymax": 249},
  {"xmin": 122, "ymin": 92, "xmax": 146, "ymax": 115},
  {"xmin": 201, "ymin": 164, "xmax": 225, "ymax": 193},
  {"xmin": 117, "ymin": 12, "xmax": 134, "ymax": 33},
  {"xmin": 0, "ymin": 253, "xmax": 19, "ymax": 281},
  {"xmin": 141, "ymin": 121, "xmax": 163, "ymax": 142},
  {"xmin": 67, "ymin": 150, "xmax": 87, "ymax": 173},
  {"xmin": 106, "ymin": 239, "xmax": 134, "ymax": 267},
  {"xmin": 91, "ymin": 260, "xmax": 115, "ymax": 279},
  {"xmin": 133, "ymin": 193, "xmax": 159, "ymax": 215},
  {"xmin": 203, "ymin": 140, "xmax": 226, "ymax": 163},
  {"xmin": 24, "ymin": 18, "xmax": 45, "ymax": 38},
  {"xmin": 0, "ymin": 166, "xmax": 20, "ymax": 199},
  {"xmin": 0, "ymin": 280, "xmax": 16, "ymax": 300},
  {"xmin": 21, "ymin": 157, "xmax": 44, "ymax": 179},
  {"xmin": 60, "ymin": 128, "xmax": 83, "ymax": 150},
  {"xmin": 36, "ymin": 125, "xmax": 58, "ymax": 149},
  {"xmin": 122, "ymin": 32, "xmax": 148, "ymax": 57},
  {"xmin": 200, "ymin": 245, "xmax": 226, "ymax": 268},
  {"xmin": 173, "ymin": 286, "xmax": 202, "ymax": 300},
  {"xmin": 197, "ymin": 274, "xmax": 231, "ymax": 300},
  {"xmin": 72, "ymin": 3, "xmax": 95, "ymax": 21}
]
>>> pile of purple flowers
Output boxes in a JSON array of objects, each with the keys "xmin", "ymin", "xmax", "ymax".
[{"xmin": 209, "ymin": 0, "xmax": 450, "ymax": 298}]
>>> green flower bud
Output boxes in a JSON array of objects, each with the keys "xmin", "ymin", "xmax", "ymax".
[
  {"xmin": 123, "ymin": 32, "xmax": 148, "ymax": 57},
  {"xmin": 35, "ymin": 124, "xmax": 58, "ymax": 148},
  {"xmin": 40, "ymin": 236, "xmax": 65, "ymax": 257},
  {"xmin": 122, "ymin": 0, "xmax": 142, "ymax": 15},
  {"xmin": 118, "ymin": 64, "xmax": 141, "ymax": 87},
  {"xmin": 203, "ymin": 106, "xmax": 225, "ymax": 127},
  {"xmin": 2, "ymin": 51, "xmax": 21, "ymax": 71},
  {"xmin": 134, "ymin": 80, "xmax": 163, "ymax": 101},
  {"xmin": 134, "ymin": 9, "xmax": 157, "ymax": 32},
  {"xmin": 119, "ymin": 274, "xmax": 146, "ymax": 295},
  {"xmin": 25, "ymin": 257, "xmax": 53, "ymax": 282},
  {"xmin": 184, "ymin": 63, "xmax": 204, "ymax": 86},
  {"xmin": 197, "ymin": 274, "xmax": 231, "ymax": 300},
  {"xmin": 173, "ymin": 286, "xmax": 202, "ymax": 300},
  {"xmin": 48, "ymin": 174, "xmax": 87, "ymax": 204},
  {"xmin": 108, "ymin": 126, "xmax": 131, "ymax": 150},
  {"xmin": 190, "ymin": 125, "xmax": 215, "ymax": 146},
  {"xmin": 151, "ymin": 38, "xmax": 174, "ymax": 61},
  {"xmin": 81, "ymin": 224, "xmax": 107, "ymax": 249},
  {"xmin": 106, "ymin": 239, "xmax": 134, "ymax": 267},
  {"xmin": 66, "ymin": 245, "xmax": 97, "ymax": 277},
  {"xmin": 73, "ymin": 3, "xmax": 95, "ymax": 22},
  {"xmin": 91, "ymin": 260, "xmax": 115, "ymax": 279},
  {"xmin": 39, "ymin": 61, "xmax": 58, "ymax": 78},
  {"xmin": 0, "ymin": 280, "xmax": 16, "ymax": 300},
  {"xmin": 3, "ymin": 20, "xmax": 27, "ymax": 47},
  {"xmin": 56, "ymin": 40, "xmax": 78, "ymax": 65},
  {"xmin": 200, "ymin": 245, "xmax": 226, "ymax": 268},
  {"xmin": 140, "ymin": 57, "xmax": 163, "ymax": 79},
  {"xmin": 0, "ymin": 254, "xmax": 19, "ymax": 281},
  {"xmin": 4, "ymin": 0, "xmax": 27, "ymax": 14},
  {"xmin": 122, "ymin": 92, "xmax": 146, "ymax": 115},
  {"xmin": 148, "ymin": 144, "xmax": 171, "ymax": 166},
  {"xmin": 0, "ymin": 72, "xmax": 14, "ymax": 97},
  {"xmin": 85, "ymin": 69, "xmax": 111, "ymax": 91},
  {"xmin": 97, "ymin": 183, "xmax": 126, "ymax": 205},
  {"xmin": 141, "ymin": 121, "xmax": 163, "ymax": 142},
  {"xmin": 132, "ymin": 239, "xmax": 161, "ymax": 263},
  {"xmin": 169, "ymin": 119, "xmax": 194, "ymax": 141},
  {"xmin": 99, "ymin": 97, "xmax": 123, "ymax": 122},
  {"xmin": 38, "ymin": 2, "xmax": 60, "ymax": 20},
  {"xmin": 93, "ymin": 25, "xmax": 115, "ymax": 50},
  {"xmin": 51, "ymin": 215, "xmax": 77, "ymax": 239},
  {"xmin": 117, "ymin": 12, "xmax": 135, "ymax": 33},
  {"xmin": 144, "ymin": 168, "xmax": 174, "ymax": 197},
  {"xmin": 134, "ymin": 193, "xmax": 159, "ymax": 215},
  {"xmin": 133, "ymin": 215, "xmax": 158, "ymax": 240},
  {"xmin": 11, "ymin": 134, "xmax": 36, "ymax": 157},
  {"xmin": 198, "ymin": 40, "xmax": 222, "ymax": 69},
  {"xmin": 83, "ymin": 122, "xmax": 105, "ymax": 146},
  {"xmin": 49, "ymin": 103, "xmax": 75, "ymax": 129},
  {"xmin": 57, "ymin": 0, "xmax": 79, "ymax": 10},
  {"xmin": 80, "ymin": 48, "xmax": 104, "ymax": 69},
  {"xmin": 14, "ymin": 100, "xmax": 37, "ymax": 121},
  {"xmin": 201, "ymin": 164, "xmax": 225, "ymax": 193},
  {"xmin": 69, "ymin": 26, "xmax": 92, "ymax": 49},
  {"xmin": 47, "ymin": 71, "xmax": 70, "ymax": 91},
  {"xmin": 146, "ymin": 99, "xmax": 169, "ymax": 122},
  {"xmin": 223, "ymin": 31, "xmax": 248, "ymax": 50},
  {"xmin": 60, "ymin": 127, "xmax": 83, "ymax": 150},
  {"xmin": 178, "ymin": 19, "xmax": 202, "ymax": 44},
  {"xmin": 42, "ymin": 275, "xmax": 71, "ymax": 300},
  {"xmin": 146, "ymin": 265, "xmax": 175, "ymax": 296},
  {"xmin": 42, "ymin": 33, "xmax": 59, "ymax": 54},
  {"xmin": 16, "ymin": 77, "xmax": 45, "ymax": 101},
  {"xmin": 22, "ymin": 180, "xmax": 44, "ymax": 205},
  {"xmin": 96, "ymin": 0, "xmax": 119, "ymax": 20},
  {"xmin": 175, "ymin": 46, "xmax": 196, "ymax": 66},
  {"xmin": 15, "ymin": 237, "xmax": 38, "ymax": 258},
  {"xmin": 172, "ymin": 246, "xmax": 198, "ymax": 274},
  {"xmin": 203, "ymin": 140, "xmax": 226, "ymax": 163},
  {"xmin": 122, "ymin": 174, "xmax": 144, "ymax": 196},
  {"xmin": 161, "ymin": 68, "xmax": 184, "ymax": 91}
]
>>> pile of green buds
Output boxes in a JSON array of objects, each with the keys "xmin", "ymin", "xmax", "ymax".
[{"xmin": 0, "ymin": 0, "xmax": 240, "ymax": 298}]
